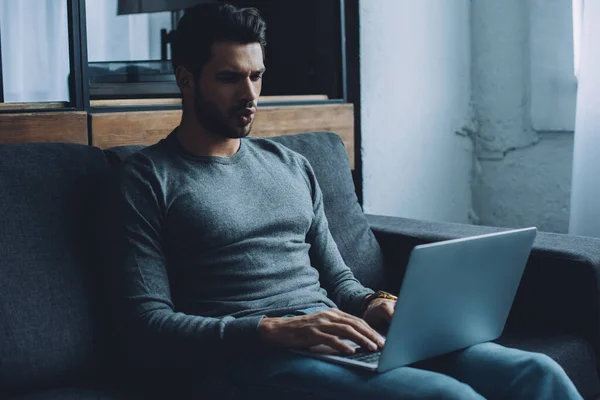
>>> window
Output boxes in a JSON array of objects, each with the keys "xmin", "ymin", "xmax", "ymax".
[
  {"xmin": 0, "ymin": 0, "xmax": 71, "ymax": 104},
  {"xmin": 83, "ymin": 0, "xmax": 346, "ymax": 104},
  {"xmin": 0, "ymin": 0, "xmax": 350, "ymax": 108}
]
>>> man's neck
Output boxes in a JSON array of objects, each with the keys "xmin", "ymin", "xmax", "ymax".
[{"xmin": 176, "ymin": 115, "xmax": 240, "ymax": 158}]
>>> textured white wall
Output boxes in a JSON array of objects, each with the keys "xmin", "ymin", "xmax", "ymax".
[
  {"xmin": 473, "ymin": 133, "xmax": 573, "ymax": 230},
  {"xmin": 360, "ymin": 0, "xmax": 473, "ymax": 223},
  {"xmin": 530, "ymin": 0, "xmax": 577, "ymax": 131},
  {"xmin": 471, "ymin": 0, "xmax": 535, "ymax": 157},
  {"xmin": 471, "ymin": 0, "xmax": 576, "ymax": 233}
]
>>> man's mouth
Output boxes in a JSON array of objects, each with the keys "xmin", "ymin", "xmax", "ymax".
[{"xmin": 236, "ymin": 108, "xmax": 256, "ymax": 125}]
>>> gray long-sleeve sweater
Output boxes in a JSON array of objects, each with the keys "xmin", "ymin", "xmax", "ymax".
[{"xmin": 113, "ymin": 129, "xmax": 374, "ymax": 366}]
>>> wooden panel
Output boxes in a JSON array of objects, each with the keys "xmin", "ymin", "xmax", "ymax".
[
  {"xmin": 90, "ymin": 98, "xmax": 181, "ymax": 107},
  {"xmin": 0, "ymin": 102, "xmax": 69, "ymax": 111},
  {"xmin": 90, "ymin": 103, "xmax": 354, "ymax": 168},
  {"xmin": 90, "ymin": 109, "xmax": 182, "ymax": 148},
  {"xmin": 260, "ymin": 94, "xmax": 329, "ymax": 103},
  {"xmin": 251, "ymin": 104, "xmax": 354, "ymax": 168},
  {"xmin": 0, "ymin": 112, "xmax": 88, "ymax": 145},
  {"xmin": 89, "ymin": 94, "xmax": 328, "ymax": 108}
]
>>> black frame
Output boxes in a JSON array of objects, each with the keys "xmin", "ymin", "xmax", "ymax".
[
  {"xmin": 343, "ymin": 0, "xmax": 362, "ymax": 206},
  {"xmin": 340, "ymin": 0, "xmax": 349, "ymax": 103},
  {"xmin": 67, "ymin": 0, "xmax": 90, "ymax": 110},
  {"xmin": 0, "ymin": 23, "xmax": 3, "ymax": 103}
]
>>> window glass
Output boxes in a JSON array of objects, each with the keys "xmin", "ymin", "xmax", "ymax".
[
  {"xmin": 85, "ymin": 0, "xmax": 172, "ymax": 101},
  {"xmin": 84, "ymin": 0, "xmax": 344, "ymax": 102},
  {"xmin": 0, "ymin": 0, "xmax": 71, "ymax": 104}
]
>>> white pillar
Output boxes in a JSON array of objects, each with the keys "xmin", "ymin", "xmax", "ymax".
[{"xmin": 569, "ymin": 0, "xmax": 600, "ymax": 236}]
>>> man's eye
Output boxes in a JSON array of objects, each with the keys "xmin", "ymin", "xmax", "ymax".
[
  {"xmin": 218, "ymin": 75, "xmax": 239, "ymax": 83},
  {"xmin": 251, "ymin": 75, "xmax": 263, "ymax": 82}
]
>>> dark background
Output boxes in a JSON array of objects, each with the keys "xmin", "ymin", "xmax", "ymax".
[{"xmin": 227, "ymin": 0, "xmax": 344, "ymax": 99}]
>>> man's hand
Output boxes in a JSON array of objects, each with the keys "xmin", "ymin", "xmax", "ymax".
[
  {"xmin": 258, "ymin": 308, "xmax": 386, "ymax": 354},
  {"xmin": 362, "ymin": 298, "xmax": 396, "ymax": 334}
]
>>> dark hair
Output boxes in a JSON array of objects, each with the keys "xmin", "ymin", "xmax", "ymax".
[{"xmin": 171, "ymin": 4, "xmax": 267, "ymax": 73}]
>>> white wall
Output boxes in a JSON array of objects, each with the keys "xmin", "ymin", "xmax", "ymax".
[
  {"xmin": 360, "ymin": 0, "xmax": 576, "ymax": 233},
  {"xmin": 360, "ymin": 0, "xmax": 473, "ymax": 224}
]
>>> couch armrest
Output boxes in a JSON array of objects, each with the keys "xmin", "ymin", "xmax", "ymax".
[{"xmin": 366, "ymin": 214, "xmax": 600, "ymax": 359}]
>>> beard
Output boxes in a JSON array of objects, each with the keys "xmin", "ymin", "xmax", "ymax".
[{"xmin": 192, "ymin": 82, "xmax": 255, "ymax": 139}]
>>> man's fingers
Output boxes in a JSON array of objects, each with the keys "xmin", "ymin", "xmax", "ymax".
[
  {"xmin": 321, "ymin": 322, "xmax": 379, "ymax": 351},
  {"xmin": 346, "ymin": 317, "xmax": 386, "ymax": 347},
  {"xmin": 312, "ymin": 309, "xmax": 385, "ymax": 348},
  {"xmin": 333, "ymin": 312, "xmax": 385, "ymax": 345},
  {"xmin": 323, "ymin": 309, "xmax": 386, "ymax": 347},
  {"xmin": 313, "ymin": 332, "xmax": 356, "ymax": 354}
]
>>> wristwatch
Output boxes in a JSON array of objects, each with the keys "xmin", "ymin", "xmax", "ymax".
[{"xmin": 361, "ymin": 290, "xmax": 398, "ymax": 313}]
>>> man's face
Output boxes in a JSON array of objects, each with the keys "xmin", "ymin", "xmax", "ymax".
[{"xmin": 191, "ymin": 41, "xmax": 265, "ymax": 139}]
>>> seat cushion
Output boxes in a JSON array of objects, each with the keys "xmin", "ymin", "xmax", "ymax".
[
  {"xmin": 496, "ymin": 333, "xmax": 600, "ymax": 399},
  {"xmin": 0, "ymin": 143, "xmax": 112, "ymax": 394},
  {"xmin": 104, "ymin": 132, "xmax": 387, "ymax": 289}
]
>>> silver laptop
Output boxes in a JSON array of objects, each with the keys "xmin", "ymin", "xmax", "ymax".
[{"xmin": 293, "ymin": 227, "xmax": 537, "ymax": 373}]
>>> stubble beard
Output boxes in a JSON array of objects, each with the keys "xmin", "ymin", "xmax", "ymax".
[{"xmin": 193, "ymin": 84, "xmax": 254, "ymax": 139}]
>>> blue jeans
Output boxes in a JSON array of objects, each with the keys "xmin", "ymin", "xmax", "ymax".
[{"xmin": 199, "ymin": 307, "xmax": 582, "ymax": 399}]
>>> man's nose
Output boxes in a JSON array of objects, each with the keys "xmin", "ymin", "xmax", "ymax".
[{"xmin": 239, "ymin": 77, "xmax": 258, "ymax": 103}]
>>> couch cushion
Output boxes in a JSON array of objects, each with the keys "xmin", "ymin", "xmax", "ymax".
[
  {"xmin": 496, "ymin": 333, "xmax": 600, "ymax": 399},
  {"xmin": 0, "ymin": 143, "xmax": 111, "ymax": 394},
  {"xmin": 104, "ymin": 132, "xmax": 386, "ymax": 289}
]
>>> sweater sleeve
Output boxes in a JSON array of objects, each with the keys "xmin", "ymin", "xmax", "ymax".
[
  {"xmin": 302, "ymin": 158, "xmax": 374, "ymax": 316},
  {"xmin": 110, "ymin": 154, "xmax": 265, "ymax": 367}
]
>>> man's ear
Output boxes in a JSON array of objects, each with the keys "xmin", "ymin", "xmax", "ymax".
[{"xmin": 175, "ymin": 66, "xmax": 194, "ymax": 91}]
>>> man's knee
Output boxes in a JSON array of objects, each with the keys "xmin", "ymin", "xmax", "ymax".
[
  {"xmin": 521, "ymin": 353, "xmax": 567, "ymax": 381},
  {"xmin": 519, "ymin": 352, "xmax": 582, "ymax": 394},
  {"xmin": 509, "ymin": 352, "xmax": 582, "ymax": 399}
]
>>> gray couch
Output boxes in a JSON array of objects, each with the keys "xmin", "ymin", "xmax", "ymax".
[{"xmin": 1, "ymin": 132, "xmax": 599, "ymax": 399}]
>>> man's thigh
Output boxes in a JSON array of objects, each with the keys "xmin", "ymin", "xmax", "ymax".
[
  {"xmin": 199, "ymin": 351, "xmax": 484, "ymax": 400},
  {"xmin": 419, "ymin": 342, "xmax": 581, "ymax": 400}
]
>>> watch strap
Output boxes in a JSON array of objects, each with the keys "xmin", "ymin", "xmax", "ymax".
[{"xmin": 361, "ymin": 290, "xmax": 398, "ymax": 314}]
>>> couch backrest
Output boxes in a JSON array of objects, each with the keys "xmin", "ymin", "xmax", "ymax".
[
  {"xmin": 0, "ymin": 143, "xmax": 111, "ymax": 395},
  {"xmin": 105, "ymin": 131, "xmax": 386, "ymax": 289}
]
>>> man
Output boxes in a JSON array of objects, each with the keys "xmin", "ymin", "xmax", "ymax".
[{"xmin": 113, "ymin": 4, "xmax": 582, "ymax": 399}]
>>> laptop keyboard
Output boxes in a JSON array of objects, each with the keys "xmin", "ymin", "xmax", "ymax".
[{"xmin": 340, "ymin": 348, "xmax": 382, "ymax": 364}]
